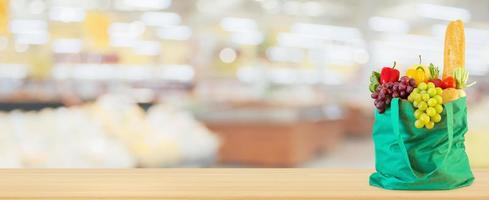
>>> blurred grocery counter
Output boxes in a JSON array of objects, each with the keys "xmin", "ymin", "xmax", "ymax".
[{"xmin": 197, "ymin": 102, "xmax": 344, "ymax": 166}]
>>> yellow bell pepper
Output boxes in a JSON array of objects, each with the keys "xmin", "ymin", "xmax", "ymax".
[{"xmin": 406, "ymin": 66, "xmax": 426, "ymax": 85}]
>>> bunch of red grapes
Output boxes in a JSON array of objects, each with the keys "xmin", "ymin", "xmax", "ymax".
[{"xmin": 371, "ymin": 76, "xmax": 416, "ymax": 113}]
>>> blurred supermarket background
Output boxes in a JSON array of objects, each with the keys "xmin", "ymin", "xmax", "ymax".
[{"xmin": 0, "ymin": 0, "xmax": 488, "ymax": 168}]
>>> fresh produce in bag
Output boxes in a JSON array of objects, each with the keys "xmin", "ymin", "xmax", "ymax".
[{"xmin": 368, "ymin": 20, "xmax": 474, "ymax": 190}]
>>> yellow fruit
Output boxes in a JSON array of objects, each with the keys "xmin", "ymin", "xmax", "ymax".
[
  {"xmin": 418, "ymin": 102, "xmax": 428, "ymax": 111},
  {"xmin": 459, "ymin": 89, "xmax": 466, "ymax": 97},
  {"xmin": 436, "ymin": 87, "xmax": 443, "ymax": 95},
  {"xmin": 433, "ymin": 114, "xmax": 442, "ymax": 123},
  {"xmin": 434, "ymin": 95, "xmax": 443, "ymax": 104},
  {"xmin": 414, "ymin": 109, "xmax": 423, "ymax": 119},
  {"xmin": 442, "ymin": 88, "xmax": 460, "ymax": 103},
  {"xmin": 418, "ymin": 82, "xmax": 427, "ymax": 90},
  {"xmin": 428, "ymin": 98, "xmax": 437, "ymax": 107},
  {"xmin": 422, "ymin": 94, "xmax": 430, "ymax": 101},
  {"xmin": 415, "ymin": 120, "xmax": 425, "ymax": 128},
  {"xmin": 420, "ymin": 113, "xmax": 430, "ymax": 124},
  {"xmin": 407, "ymin": 65, "xmax": 428, "ymax": 85},
  {"xmin": 426, "ymin": 107, "xmax": 436, "ymax": 117},
  {"xmin": 426, "ymin": 121, "xmax": 435, "ymax": 129},
  {"xmin": 435, "ymin": 104, "xmax": 444, "ymax": 113}
]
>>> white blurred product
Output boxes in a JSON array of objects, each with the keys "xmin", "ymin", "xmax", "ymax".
[
  {"xmin": 0, "ymin": 107, "xmax": 135, "ymax": 168},
  {"xmin": 0, "ymin": 94, "xmax": 219, "ymax": 168},
  {"xmin": 146, "ymin": 104, "xmax": 219, "ymax": 165},
  {"xmin": 88, "ymin": 94, "xmax": 181, "ymax": 167},
  {"xmin": 0, "ymin": 119, "xmax": 22, "ymax": 167}
]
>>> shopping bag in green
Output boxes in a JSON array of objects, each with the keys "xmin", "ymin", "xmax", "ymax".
[{"xmin": 369, "ymin": 97, "xmax": 474, "ymax": 190}]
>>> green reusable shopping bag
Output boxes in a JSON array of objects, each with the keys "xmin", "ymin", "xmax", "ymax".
[{"xmin": 369, "ymin": 97, "xmax": 474, "ymax": 190}]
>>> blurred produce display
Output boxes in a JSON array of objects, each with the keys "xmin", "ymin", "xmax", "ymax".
[{"xmin": 0, "ymin": 94, "xmax": 219, "ymax": 167}]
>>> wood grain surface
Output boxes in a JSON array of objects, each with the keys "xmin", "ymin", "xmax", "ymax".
[{"xmin": 0, "ymin": 169, "xmax": 487, "ymax": 199}]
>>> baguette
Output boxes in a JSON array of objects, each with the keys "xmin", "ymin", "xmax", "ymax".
[{"xmin": 443, "ymin": 20, "xmax": 465, "ymax": 78}]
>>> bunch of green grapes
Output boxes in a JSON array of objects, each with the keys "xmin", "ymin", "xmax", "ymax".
[{"xmin": 407, "ymin": 82, "xmax": 444, "ymax": 129}]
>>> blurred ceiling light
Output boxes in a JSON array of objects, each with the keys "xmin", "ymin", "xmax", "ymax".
[
  {"xmin": 236, "ymin": 67, "xmax": 300, "ymax": 85},
  {"xmin": 291, "ymin": 23, "xmax": 362, "ymax": 41},
  {"xmin": 49, "ymin": 6, "xmax": 85, "ymax": 22},
  {"xmin": 266, "ymin": 46, "xmax": 304, "ymax": 63},
  {"xmin": 378, "ymin": 3, "xmax": 415, "ymax": 21},
  {"xmin": 53, "ymin": 39, "xmax": 82, "ymax": 54},
  {"xmin": 220, "ymin": 17, "xmax": 258, "ymax": 32},
  {"xmin": 110, "ymin": 38, "xmax": 135, "ymax": 47},
  {"xmin": 236, "ymin": 66, "xmax": 318, "ymax": 84},
  {"xmin": 29, "ymin": 0, "xmax": 46, "ymax": 14},
  {"xmin": 15, "ymin": 31, "xmax": 49, "ymax": 45},
  {"xmin": 132, "ymin": 41, "xmax": 160, "ymax": 56},
  {"xmin": 277, "ymin": 32, "xmax": 321, "ymax": 49},
  {"xmin": 69, "ymin": 65, "xmax": 114, "ymax": 80},
  {"xmin": 114, "ymin": 0, "xmax": 172, "ymax": 11},
  {"xmin": 197, "ymin": 0, "xmax": 240, "ymax": 15},
  {"xmin": 10, "ymin": 19, "xmax": 47, "ymax": 34},
  {"xmin": 219, "ymin": 48, "xmax": 237, "ymax": 63},
  {"xmin": 157, "ymin": 65, "xmax": 194, "ymax": 82},
  {"xmin": 416, "ymin": 3, "xmax": 471, "ymax": 22},
  {"xmin": 157, "ymin": 26, "xmax": 192, "ymax": 41},
  {"xmin": 269, "ymin": 68, "xmax": 297, "ymax": 84},
  {"xmin": 109, "ymin": 21, "xmax": 145, "ymax": 40},
  {"xmin": 368, "ymin": 16, "xmax": 409, "ymax": 33},
  {"xmin": 117, "ymin": 67, "xmax": 151, "ymax": 81},
  {"xmin": 230, "ymin": 31, "xmax": 263, "ymax": 45},
  {"xmin": 141, "ymin": 12, "xmax": 181, "ymax": 27},
  {"xmin": 237, "ymin": 67, "xmax": 319, "ymax": 85}
]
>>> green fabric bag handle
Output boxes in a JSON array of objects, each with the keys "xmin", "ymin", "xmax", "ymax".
[{"xmin": 391, "ymin": 98, "xmax": 454, "ymax": 179}]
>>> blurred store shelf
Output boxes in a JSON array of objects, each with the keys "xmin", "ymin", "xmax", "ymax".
[{"xmin": 0, "ymin": 0, "xmax": 488, "ymax": 168}]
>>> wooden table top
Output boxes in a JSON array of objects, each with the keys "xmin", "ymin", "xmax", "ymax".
[{"xmin": 0, "ymin": 169, "xmax": 487, "ymax": 200}]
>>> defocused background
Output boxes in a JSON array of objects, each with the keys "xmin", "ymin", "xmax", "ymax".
[{"xmin": 0, "ymin": 0, "xmax": 488, "ymax": 168}]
